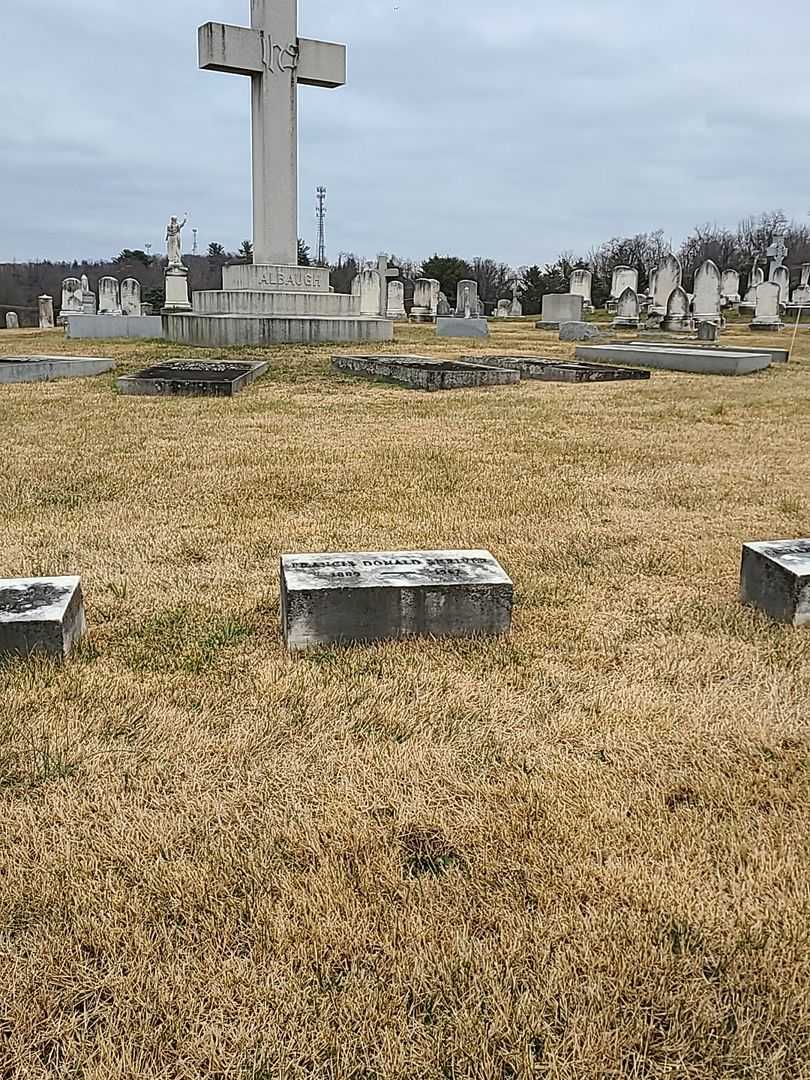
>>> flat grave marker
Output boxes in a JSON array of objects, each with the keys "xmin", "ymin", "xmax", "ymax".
[
  {"xmin": 741, "ymin": 539, "xmax": 810, "ymax": 626},
  {"xmin": 281, "ymin": 550, "xmax": 513, "ymax": 651},
  {"xmin": 0, "ymin": 576, "xmax": 87, "ymax": 659},
  {"xmin": 465, "ymin": 355, "xmax": 650, "ymax": 383},
  {"xmin": 331, "ymin": 354, "xmax": 519, "ymax": 391},
  {"xmin": 117, "ymin": 359, "xmax": 269, "ymax": 397},
  {"xmin": 0, "ymin": 356, "xmax": 116, "ymax": 384},
  {"xmin": 629, "ymin": 340, "xmax": 789, "ymax": 365},
  {"xmin": 575, "ymin": 343, "xmax": 770, "ymax": 376}
]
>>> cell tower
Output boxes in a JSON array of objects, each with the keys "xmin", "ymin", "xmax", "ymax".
[
  {"xmin": 316, "ymin": 186, "xmax": 327, "ymax": 266},
  {"xmin": 192, "ymin": 228, "xmax": 199, "ymax": 256}
]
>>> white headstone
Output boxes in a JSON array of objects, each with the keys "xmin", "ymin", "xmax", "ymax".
[
  {"xmin": 385, "ymin": 280, "xmax": 406, "ymax": 319},
  {"xmin": 198, "ymin": 1, "xmax": 346, "ymax": 266},
  {"xmin": 98, "ymin": 277, "xmax": 121, "ymax": 315},
  {"xmin": 611, "ymin": 266, "xmax": 638, "ymax": 298},
  {"xmin": 354, "ymin": 270, "xmax": 381, "ymax": 317},
  {"xmin": 647, "ymin": 268, "xmax": 658, "ymax": 299},
  {"xmin": 750, "ymin": 265, "xmax": 764, "ymax": 288},
  {"xmin": 662, "ymin": 285, "xmax": 691, "ymax": 332},
  {"xmin": 653, "ymin": 255, "xmax": 682, "ymax": 314},
  {"xmin": 721, "ymin": 268, "xmax": 740, "ymax": 304},
  {"xmin": 120, "ymin": 278, "xmax": 142, "ymax": 316},
  {"xmin": 792, "ymin": 285, "xmax": 810, "ymax": 306},
  {"xmin": 5, "ymin": 312, "xmax": 19, "ymax": 329},
  {"xmin": 38, "ymin": 295, "xmax": 54, "ymax": 329},
  {"xmin": 750, "ymin": 282, "xmax": 783, "ymax": 330},
  {"xmin": 411, "ymin": 278, "xmax": 440, "ymax": 321},
  {"xmin": 693, "ymin": 260, "xmax": 722, "ymax": 322},
  {"xmin": 611, "ymin": 286, "xmax": 640, "ymax": 328},
  {"xmin": 60, "ymin": 278, "xmax": 83, "ymax": 319},
  {"xmin": 802, "ymin": 263, "xmax": 810, "ymax": 288},
  {"xmin": 570, "ymin": 269, "xmax": 593, "ymax": 306},
  {"xmin": 456, "ymin": 280, "xmax": 479, "ymax": 319},
  {"xmin": 510, "ymin": 283, "xmax": 523, "ymax": 317},
  {"xmin": 496, "ymin": 299, "xmax": 511, "ymax": 318},
  {"xmin": 772, "ymin": 266, "xmax": 790, "ymax": 306}
]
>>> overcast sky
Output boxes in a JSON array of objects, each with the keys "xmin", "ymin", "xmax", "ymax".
[{"xmin": 3, "ymin": 0, "xmax": 810, "ymax": 267}]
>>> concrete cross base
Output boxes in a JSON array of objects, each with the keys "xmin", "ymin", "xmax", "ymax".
[{"xmin": 163, "ymin": 313, "xmax": 394, "ymax": 347}]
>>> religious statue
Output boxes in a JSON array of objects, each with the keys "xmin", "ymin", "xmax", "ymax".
[{"xmin": 166, "ymin": 214, "xmax": 189, "ymax": 268}]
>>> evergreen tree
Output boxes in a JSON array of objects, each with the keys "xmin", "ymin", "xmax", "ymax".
[{"xmin": 420, "ymin": 255, "xmax": 474, "ymax": 301}]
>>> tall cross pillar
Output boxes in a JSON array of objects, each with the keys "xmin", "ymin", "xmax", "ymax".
[{"xmin": 199, "ymin": 1, "xmax": 346, "ymax": 267}]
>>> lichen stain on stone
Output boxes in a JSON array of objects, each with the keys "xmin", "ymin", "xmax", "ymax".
[{"xmin": 0, "ymin": 584, "xmax": 69, "ymax": 616}]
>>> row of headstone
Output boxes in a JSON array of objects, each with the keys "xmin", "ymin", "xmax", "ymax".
[
  {"xmin": 0, "ymin": 551, "xmax": 515, "ymax": 658},
  {"xmin": 5, "ymin": 535, "xmax": 807, "ymax": 660},
  {"xmin": 351, "ymin": 270, "xmax": 492, "ymax": 322},
  {"xmin": 60, "ymin": 275, "xmax": 144, "ymax": 319}
]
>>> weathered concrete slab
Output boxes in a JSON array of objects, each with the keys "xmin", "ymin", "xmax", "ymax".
[
  {"xmin": 629, "ymin": 340, "xmax": 789, "ymax": 364},
  {"xmin": 117, "ymin": 360, "xmax": 269, "ymax": 397},
  {"xmin": 331, "ymin": 354, "xmax": 519, "ymax": 391},
  {"xmin": 575, "ymin": 344, "xmax": 770, "ymax": 376},
  {"xmin": 0, "ymin": 356, "xmax": 116, "ymax": 384},
  {"xmin": 436, "ymin": 317, "xmax": 489, "ymax": 339},
  {"xmin": 0, "ymin": 576, "xmax": 86, "ymax": 659},
  {"xmin": 280, "ymin": 550, "xmax": 513, "ymax": 651},
  {"xmin": 65, "ymin": 314, "xmax": 164, "ymax": 340},
  {"xmin": 741, "ymin": 539, "xmax": 810, "ymax": 626},
  {"xmin": 463, "ymin": 355, "xmax": 650, "ymax": 383}
]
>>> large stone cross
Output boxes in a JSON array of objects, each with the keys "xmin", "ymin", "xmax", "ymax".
[{"xmin": 199, "ymin": 2, "xmax": 346, "ymax": 266}]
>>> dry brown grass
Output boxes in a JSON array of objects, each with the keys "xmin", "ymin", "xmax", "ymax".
[{"xmin": 0, "ymin": 318, "xmax": 809, "ymax": 1079}]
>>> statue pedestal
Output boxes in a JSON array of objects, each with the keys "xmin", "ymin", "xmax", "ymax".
[{"xmin": 163, "ymin": 265, "xmax": 192, "ymax": 314}]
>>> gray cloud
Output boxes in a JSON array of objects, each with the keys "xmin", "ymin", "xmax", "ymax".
[{"xmin": 2, "ymin": 0, "xmax": 809, "ymax": 265}]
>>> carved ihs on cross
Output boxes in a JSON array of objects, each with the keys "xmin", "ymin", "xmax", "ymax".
[{"xmin": 199, "ymin": 1, "xmax": 346, "ymax": 266}]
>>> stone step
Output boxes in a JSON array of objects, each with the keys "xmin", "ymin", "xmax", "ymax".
[
  {"xmin": 165, "ymin": 313, "xmax": 393, "ymax": 347},
  {"xmin": 193, "ymin": 290, "xmax": 358, "ymax": 317}
]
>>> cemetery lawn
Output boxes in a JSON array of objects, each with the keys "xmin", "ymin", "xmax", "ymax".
[{"xmin": 2, "ymin": 319, "xmax": 810, "ymax": 1079}]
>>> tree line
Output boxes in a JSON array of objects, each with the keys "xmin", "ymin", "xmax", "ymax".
[{"xmin": 2, "ymin": 210, "xmax": 807, "ymax": 325}]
